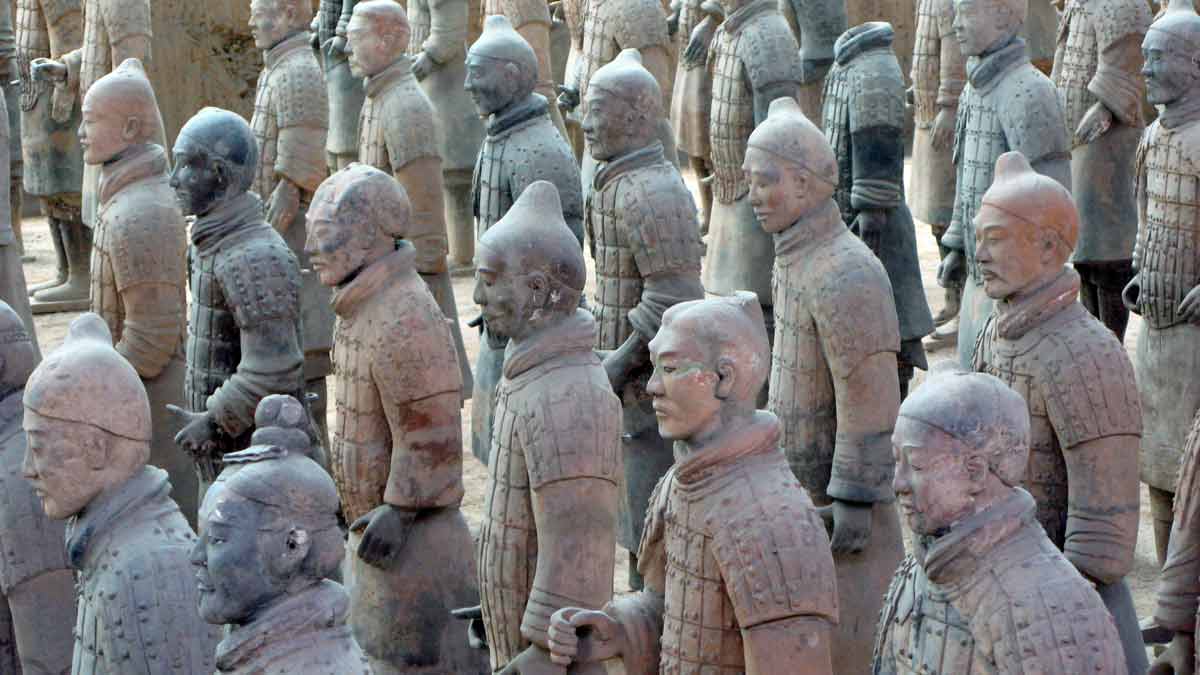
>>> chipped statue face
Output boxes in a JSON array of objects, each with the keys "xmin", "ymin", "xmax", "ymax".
[
  {"xmin": 21, "ymin": 411, "xmax": 107, "ymax": 520},
  {"xmin": 646, "ymin": 322, "xmax": 723, "ymax": 442},
  {"xmin": 472, "ymin": 243, "xmax": 538, "ymax": 342},
  {"xmin": 892, "ymin": 416, "xmax": 977, "ymax": 537}
]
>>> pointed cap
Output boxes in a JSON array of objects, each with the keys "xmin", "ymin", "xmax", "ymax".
[
  {"xmin": 312, "ymin": 163, "xmax": 412, "ymax": 240},
  {"xmin": 588, "ymin": 48, "xmax": 662, "ymax": 112},
  {"xmin": 747, "ymin": 97, "xmax": 838, "ymax": 186},
  {"xmin": 480, "ymin": 180, "xmax": 586, "ymax": 292},
  {"xmin": 980, "ymin": 151, "xmax": 1078, "ymax": 253},
  {"xmin": 469, "ymin": 15, "xmax": 539, "ymax": 76}
]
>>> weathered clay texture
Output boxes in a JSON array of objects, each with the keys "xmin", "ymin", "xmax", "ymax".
[
  {"xmin": 317, "ymin": 0, "xmax": 366, "ymax": 170},
  {"xmin": 0, "ymin": 63, "xmax": 37, "ymax": 355},
  {"xmin": 668, "ymin": 0, "xmax": 720, "ymax": 232},
  {"xmin": 780, "ymin": 0, "xmax": 846, "ymax": 121},
  {"xmin": 480, "ymin": 0, "xmax": 568, "ymax": 137}
]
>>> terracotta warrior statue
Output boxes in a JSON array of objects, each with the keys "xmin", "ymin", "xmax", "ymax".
[
  {"xmin": 167, "ymin": 108, "xmax": 309, "ymax": 492},
  {"xmin": 1152, "ymin": 414, "xmax": 1200, "ymax": 673},
  {"xmin": 937, "ymin": 0, "xmax": 1070, "ymax": 368},
  {"xmin": 307, "ymin": 164, "xmax": 484, "ymax": 674},
  {"xmin": 194, "ymin": 406, "xmax": 370, "ymax": 674},
  {"xmin": 345, "ymin": 0, "xmax": 472, "ymax": 397},
  {"xmin": 1124, "ymin": 0, "xmax": 1200, "ymax": 574},
  {"xmin": 0, "ymin": 76, "xmax": 37, "ymax": 355},
  {"xmin": 16, "ymin": 0, "xmax": 87, "ymax": 314},
  {"xmin": 700, "ymin": 0, "xmax": 800, "ymax": 343},
  {"xmin": 0, "ymin": 1, "xmax": 24, "ymax": 259},
  {"xmin": 480, "ymin": 0, "xmax": 569, "ymax": 138},
  {"xmin": 749, "ymin": 96, "xmax": 903, "ymax": 674},
  {"xmin": 546, "ymin": 293, "xmax": 838, "ymax": 674},
  {"xmin": 668, "ymin": 0, "xmax": 720, "ymax": 233},
  {"xmin": 82, "ymin": 58, "xmax": 197, "ymax": 523},
  {"xmin": 821, "ymin": 22, "xmax": 934, "ymax": 398},
  {"xmin": 465, "ymin": 15, "xmax": 583, "ymax": 465},
  {"xmin": 580, "ymin": 49, "xmax": 704, "ymax": 589},
  {"xmin": 1052, "ymin": 0, "xmax": 1150, "ymax": 342},
  {"xmin": 316, "ymin": 0, "xmax": 365, "ymax": 172},
  {"xmin": 973, "ymin": 151, "xmax": 1145, "ymax": 672},
  {"xmin": 780, "ymin": 0, "xmax": 847, "ymax": 120},
  {"xmin": 249, "ymin": 0, "xmax": 334, "ymax": 450},
  {"xmin": 469, "ymin": 181, "xmax": 622, "ymax": 673},
  {"xmin": 0, "ymin": 300, "xmax": 73, "ymax": 674},
  {"xmin": 23, "ymin": 313, "xmax": 220, "ymax": 673},
  {"xmin": 909, "ymin": 0, "xmax": 965, "ymax": 346},
  {"xmin": 873, "ymin": 371, "xmax": 1127, "ymax": 673}
]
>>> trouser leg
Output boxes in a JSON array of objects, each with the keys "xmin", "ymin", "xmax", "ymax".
[
  {"xmin": 1096, "ymin": 578, "xmax": 1149, "ymax": 675},
  {"xmin": 1151, "ymin": 485, "xmax": 1175, "ymax": 566},
  {"xmin": 443, "ymin": 170, "xmax": 474, "ymax": 270}
]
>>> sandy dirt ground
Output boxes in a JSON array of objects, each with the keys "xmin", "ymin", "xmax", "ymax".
[{"xmin": 16, "ymin": 161, "xmax": 1163, "ymax": 634}]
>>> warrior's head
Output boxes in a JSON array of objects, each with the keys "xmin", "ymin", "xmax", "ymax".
[
  {"xmin": 892, "ymin": 372, "xmax": 1030, "ymax": 537},
  {"xmin": 0, "ymin": 301, "xmax": 35, "ymax": 401},
  {"xmin": 22, "ymin": 314, "xmax": 152, "ymax": 520},
  {"xmin": 1143, "ymin": 0, "xmax": 1200, "ymax": 107},
  {"xmin": 473, "ymin": 181, "xmax": 585, "ymax": 342},
  {"xmin": 248, "ymin": 0, "xmax": 314, "ymax": 51},
  {"xmin": 647, "ymin": 293, "xmax": 769, "ymax": 444},
  {"xmin": 192, "ymin": 437, "xmax": 342, "ymax": 627},
  {"xmin": 952, "ymin": 0, "xmax": 1025, "ymax": 58},
  {"xmin": 346, "ymin": 0, "xmax": 411, "ymax": 78},
  {"xmin": 974, "ymin": 151, "xmax": 1078, "ymax": 302},
  {"xmin": 465, "ymin": 15, "xmax": 540, "ymax": 118},
  {"xmin": 582, "ymin": 49, "xmax": 662, "ymax": 161},
  {"xmin": 744, "ymin": 96, "xmax": 838, "ymax": 234},
  {"xmin": 306, "ymin": 163, "xmax": 411, "ymax": 288},
  {"xmin": 170, "ymin": 107, "xmax": 258, "ymax": 217},
  {"xmin": 80, "ymin": 58, "xmax": 163, "ymax": 166}
]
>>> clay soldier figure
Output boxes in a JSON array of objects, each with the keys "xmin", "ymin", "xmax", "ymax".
[
  {"xmin": 307, "ymin": 164, "xmax": 484, "ymax": 674},
  {"xmin": 873, "ymin": 371, "xmax": 1127, "ymax": 673},
  {"xmin": 937, "ymin": 0, "xmax": 1070, "ymax": 369},
  {"xmin": 973, "ymin": 151, "xmax": 1145, "ymax": 671},
  {"xmin": 0, "ymin": 1, "xmax": 25, "ymax": 259},
  {"xmin": 1152, "ymin": 415, "xmax": 1200, "ymax": 673},
  {"xmin": 546, "ymin": 293, "xmax": 839, "ymax": 674},
  {"xmin": 466, "ymin": 15, "xmax": 584, "ymax": 465},
  {"xmin": 193, "ymin": 407, "xmax": 370, "ymax": 674},
  {"xmin": 22, "ymin": 313, "xmax": 221, "ymax": 673},
  {"xmin": 345, "ymin": 0, "xmax": 473, "ymax": 397},
  {"xmin": 407, "ymin": 0, "xmax": 485, "ymax": 270},
  {"xmin": 16, "ymin": 0, "xmax": 87, "ymax": 313},
  {"xmin": 167, "ymin": 108, "xmax": 308, "ymax": 491},
  {"xmin": 822, "ymin": 22, "xmax": 934, "ymax": 398},
  {"xmin": 1124, "ymin": 0, "xmax": 1200, "ymax": 572},
  {"xmin": 909, "ymin": 0, "xmax": 965, "ymax": 344},
  {"xmin": 668, "ymin": 0, "xmax": 720, "ymax": 233},
  {"xmin": 0, "ymin": 75, "xmax": 37, "ymax": 354},
  {"xmin": 749, "ymin": 96, "xmax": 903, "ymax": 674},
  {"xmin": 249, "ymin": 0, "xmax": 334, "ymax": 450},
  {"xmin": 81, "ymin": 59, "xmax": 198, "ymax": 523},
  {"xmin": 700, "ymin": 0, "xmax": 800, "ymax": 339},
  {"xmin": 316, "ymin": 0, "xmax": 366, "ymax": 172},
  {"xmin": 471, "ymin": 181, "xmax": 622, "ymax": 673},
  {"xmin": 580, "ymin": 49, "xmax": 704, "ymax": 588},
  {"xmin": 0, "ymin": 301, "xmax": 73, "ymax": 674},
  {"xmin": 779, "ymin": 0, "xmax": 847, "ymax": 121},
  {"xmin": 480, "ymin": 0, "xmax": 569, "ymax": 138},
  {"xmin": 1052, "ymin": 0, "xmax": 1150, "ymax": 342}
]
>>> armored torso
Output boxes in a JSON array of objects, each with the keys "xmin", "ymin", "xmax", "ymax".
[
  {"xmin": 78, "ymin": 0, "xmax": 150, "ymax": 98},
  {"xmin": 576, "ymin": 0, "xmax": 669, "ymax": 100},
  {"xmin": 910, "ymin": 0, "xmax": 957, "ymax": 129},
  {"xmin": 251, "ymin": 32, "xmax": 327, "ymax": 202}
]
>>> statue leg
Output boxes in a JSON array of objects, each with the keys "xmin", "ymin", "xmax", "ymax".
[
  {"xmin": 26, "ymin": 205, "xmax": 66, "ymax": 295},
  {"xmin": 443, "ymin": 170, "xmax": 474, "ymax": 272},
  {"xmin": 8, "ymin": 569, "xmax": 77, "ymax": 674},
  {"xmin": 1150, "ymin": 485, "xmax": 1175, "ymax": 566},
  {"xmin": 1095, "ymin": 578, "xmax": 1148, "ymax": 675},
  {"xmin": 1077, "ymin": 260, "xmax": 1133, "ymax": 342},
  {"xmin": 31, "ymin": 199, "xmax": 90, "ymax": 312}
]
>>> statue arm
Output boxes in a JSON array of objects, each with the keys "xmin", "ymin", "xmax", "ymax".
[
  {"xmin": 208, "ymin": 315, "xmax": 305, "ymax": 440},
  {"xmin": 936, "ymin": 10, "xmax": 965, "ymax": 109},
  {"xmin": 638, "ymin": 44, "xmax": 674, "ymax": 104},
  {"xmin": 742, "ymin": 617, "xmax": 834, "ymax": 674},
  {"xmin": 829, "ymin": 351, "xmax": 900, "ymax": 503},
  {"xmin": 423, "ymin": 0, "xmax": 469, "ymax": 66},
  {"xmin": 274, "ymin": 126, "xmax": 328, "ymax": 196},
  {"xmin": 1090, "ymin": 30, "xmax": 1147, "ymax": 128},
  {"xmin": 113, "ymin": 282, "xmax": 182, "ymax": 379},
  {"xmin": 103, "ymin": 0, "xmax": 153, "ymax": 69},
  {"xmin": 1061, "ymin": 434, "xmax": 1140, "ymax": 584},
  {"xmin": 393, "ymin": 156, "xmax": 450, "ymax": 275},
  {"xmin": 1156, "ymin": 418, "xmax": 1200, "ymax": 633},
  {"xmin": 379, "ymin": 388, "xmax": 466, "ymax": 509},
  {"xmin": 751, "ymin": 79, "xmax": 800, "ymax": 125}
]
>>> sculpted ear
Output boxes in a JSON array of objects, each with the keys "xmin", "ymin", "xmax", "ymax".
[
  {"xmin": 122, "ymin": 115, "xmax": 142, "ymax": 143},
  {"xmin": 274, "ymin": 528, "xmax": 311, "ymax": 577},
  {"xmin": 963, "ymin": 453, "xmax": 989, "ymax": 493},
  {"xmin": 714, "ymin": 356, "xmax": 737, "ymax": 400},
  {"xmin": 83, "ymin": 434, "xmax": 109, "ymax": 472}
]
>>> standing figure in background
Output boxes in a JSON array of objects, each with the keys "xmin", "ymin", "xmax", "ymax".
[
  {"xmin": 0, "ymin": 71, "xmax": 37, "ymax": 353},
  {"xmin": 316, "ymin": 0, "xmax": 365, "ymax": 172},
  {"xmin": 408, "ymin": 0, "xmax": 485, "ymax": 270},
  {"xmin": 779, "ymin": 0, "xmax": 846, "ymax": 121},
  {"xmin": 1124, "ymin": 0, "xmax": 1200, "ymax": 575},
  {"xmin": 910, "ymin": 0, "xmax": 964, "ymax": 346},
  {"xmin": 0, "ymin": 1, "xmax": 24, "ymax": 259},
  {"xmin": 481, "ymin": 0, "xmax": 569, "ymax": 138},
  {"xmin": 668, "ymin": 0, "xmax": 720, "ymax": 233},
  {"xmin": 16, "ymin": 0, "xmax": 86, "ymax": 313},
  {"xmin": 465, "ymin": 15, "xmax": 583, "ymax": 465},
  {"xmin": 581, "ymin": 49, "xmax": 704, "ymax": 589},
  {"xmin": 1153, "ymin": 412, "xmax": 1200, "ymax": 673},
  {"xmin": 249, "ymin": 0, "xmax": 333, "ymax": 451},
  {"xmin": 936, "ymin": 0, "xmax": 1070, "ymax": 369},
  {"xmin": 822, "ymin": 22, "xmax": 933, "ymax": 398},
  {"xmin": 82, "ymin": 58, "xmax": 197, "ymax": 524},
  {"xmin": 701, "ymin": 0, "xmax": 800, "ymax": 346},
  {"xmin": 1052, "ymin": 0, "xmax": 1150, "ymax": 342},
  {"xmin": 346, "ymin": 0, "xmax": 473, "ymax": 398},
  {"xmin": 308, "ymin": 164, "xmax": 484, "ymax": 674}
]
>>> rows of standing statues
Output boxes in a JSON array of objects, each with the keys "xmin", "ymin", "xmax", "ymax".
[{"xmin": 0, "ymin": 0, "xmax": 1196, "ymax": 672}]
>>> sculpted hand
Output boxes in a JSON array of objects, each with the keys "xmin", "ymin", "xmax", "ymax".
[
  {"xmin": 30, "ymin": 58, "xmax": 67, "ymax": 83},
  {"xmin": 852, "ymin": 209, "xmax": 887, "ymax": 256},
  {"xmin": 931, "ymin": 108, "xmax": 956, "ymax": 152},
  {"xmin": 1178, "ymin": 286, "xmax": 1200, "ymax": 325},
  {"xmin": 556, "ymin": 85, "xmax": 580, "ymax": 113},
  {"xmin": 266, "ymin": 180, "xmax": 301, "ymax": 235},
  {"xmin": 450, "ymin": 605, "xmax": 488, "ymax": 649},
  {"xmin": 683, "ymin": 18, "xmax": 716, "ymax": 68},
  {"xmin": 498, "ymin": 645, "xmax": 566, "ymax": 675},
  {"xmin": 351, "ymin": 504, "xmax": 417, "ymax": 569},
  {"xmin": 166, "ymin": 405, "xmax": 220, "ymax": 460},
  {"xmin": 818, "ymin": 499, "xmax": 873, "ymax": 554},
  {"xmin": 548, "ymin": 608, "xmax": 626, "ymax": 666},
  {"xmin": 937, "ymin": 249, "xmax": 965, "ymax": 288},
  {"xmin": 1149, "ymin": 633, "xmax": 1196, "ymax": 675},
  {"xmin": 1075, "ymin": 102, "xmax": 1114, "ymax": 146},
  {"xmin": 1122, "ymin": 275, "xmax": 1141, "ymax": 313},
  {"xmin": 324, "ymin": 36, "xmax": 347, "ymax": 60},
  {"xmin": 411, "ymin": 52, "xmax": 435, "ymax": 81}
]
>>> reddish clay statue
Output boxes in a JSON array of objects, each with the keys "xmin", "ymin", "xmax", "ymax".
[
  {"xmin": 82, "ymin": 58, "xmax": 197, "ymax": 524},
  {"xmin": 168, "ymin": 108, "xmax": 309, "ymax": 490},
  {"xmin": 466, "ymin": 15, "xmax": 584, "ymax": 465},
  {"xmin": 346, "ymin": 0, "xmax": 472, "ymax": 398},
  {"xmin": 0, "ymin": 300, "xmax": 73, "ymax": 674},
  {"xmin": 937, "ymin": 0, "xmax": 1070, "ymax": 369},
  {"xmin": 470, "ymin": 181, "xmax": 622, "ymax": 673},
  {"xmin": 580, "ymin": 49, "xmax": 704, "ymax": 589},
  {"xmin": 780, "ymin": 0, "xmax": 847, "ymax": 121},
  {"xmin": 700, "ymin": 0, "xmax": 800, "ymax": 338},
  {"xmin": 307, "ymin": 164, "xmax": 484, "ymax": 674},
  {"xmin": 973, "ymin": 151, "xmax": 1145, "ymax": 671},
  {"xmin": 748, "ymin": 96, "xmax": 902, "ymax": 675},
  {"xmin": 17, "ymin": 0, "xmax": 87, "ymax": 314},
  {"xmin": 874, "ymin": 371, "xmax": 1127, "ymax": 673},
  {"xmin": 316, "ymin": 0, "xmax": 366, "ymax": 171},
  {"xmin": 194, "ymin": 408, "xmax": 370, "ymax": 675},
  {"xmin": 23, "ymin": 313, "xmax": 220, "ymax": 673},
  {"xmin": 481, "ymin": 0, "xmax": 569, "ymax": 138},
  {"xmin": 1153, "ymin": 412, "xmax": 1200, "ymax": 673},
  {"xmin": 1125, "ymin": 0, "xmax": 1200, "ymax": 573},
  {"xmin": 668, "ymin": 0, "xmax": 720, "ymax": 233},
  {"xmin": 546, "ymin": 293, "xmax": 838, "ymax": 674},
  {"xmin": 1052, "ymin": 0, "xmax": 1150, "ymax": 343}
]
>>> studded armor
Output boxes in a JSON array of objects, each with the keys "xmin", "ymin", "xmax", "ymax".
[
  {"xmin": 909, "ymin": 0, "xmax": 963, "ymax": 226},
  {"xmin": 251, "ymin": 33, "xmax": 327, "ymax": 203},
  {"xmin": 408, "ymin": 0, "xmax": 485, "ymax": 172},
  {"xmin": 317, "ymin": 0, "xmax": 364, "ymax": 159},
  {"xmin": 1156, "ymin": 411, "xmax": 1200, "ymax": 636},
  {"xmin": 873, "ymin": 489, "xmax": 1126, "ymax": 674},
  {"xmin": 575, "ymin": 0, "xmax": 670, "ymax": 101},
  {"xmin": 482, "ymin": 0, "xmax": 564, "ymax": 132}
]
